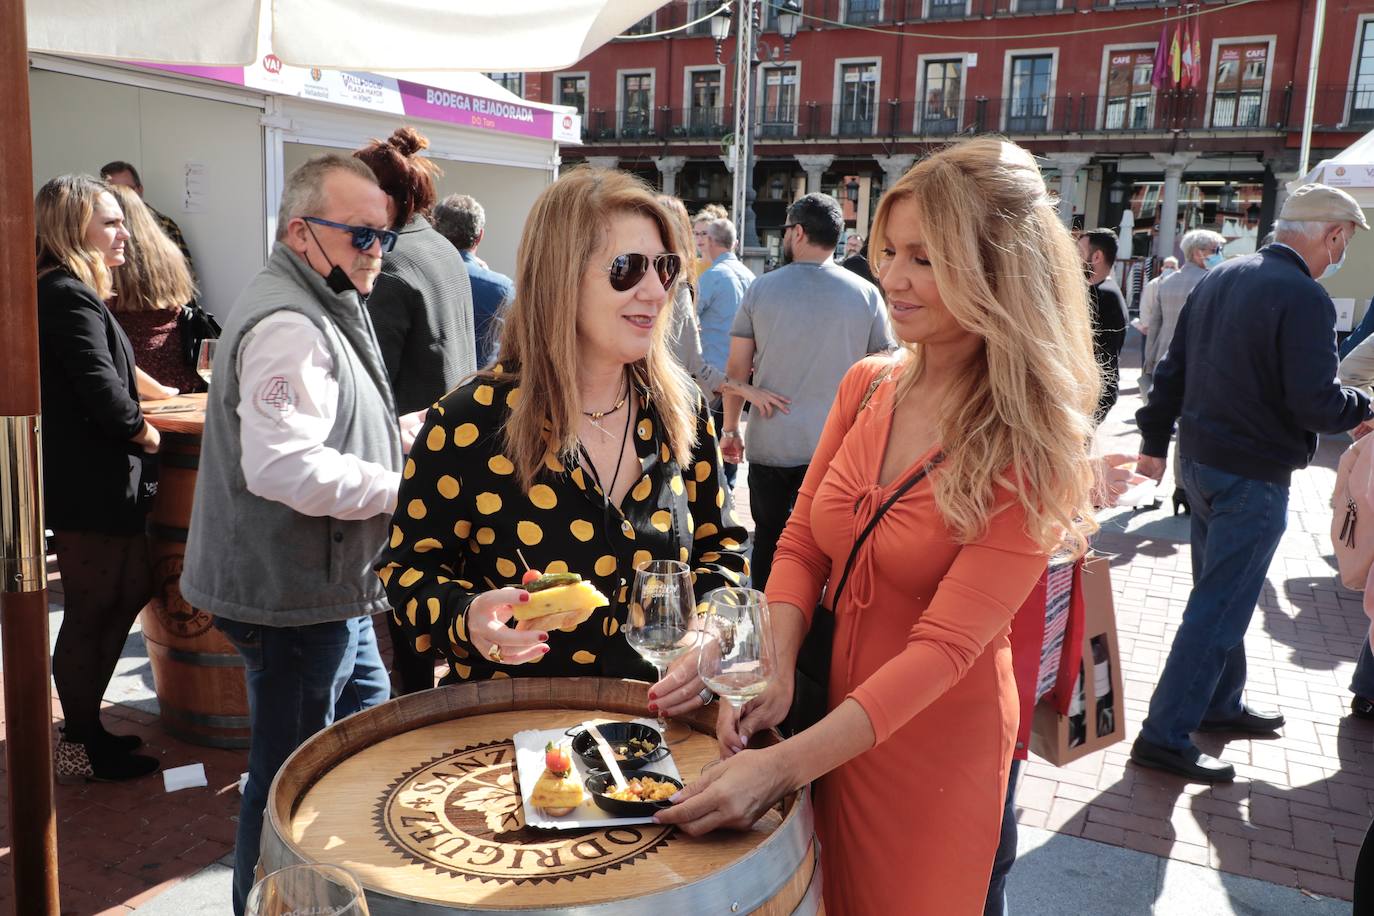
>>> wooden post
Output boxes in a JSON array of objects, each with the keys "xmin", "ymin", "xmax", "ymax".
[{"xmin": 0, "ymin": 0, "xmax": 61, "ymax": 911}]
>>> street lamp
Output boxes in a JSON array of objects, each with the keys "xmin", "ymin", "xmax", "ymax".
[
  {"xmin": 711, "ymin": 5, "xmax": 733, "ymax": 64},
  {"xmin": 1218, "ymin": 181, "xmax": 1236, "ymax": 211},
  {"xmin": 845, "ymin": 178, "xmax": 861, "ymax": 204},
  {"xmin": 776, "ymin": 0, "xmax": 802, "ymax": 54}
]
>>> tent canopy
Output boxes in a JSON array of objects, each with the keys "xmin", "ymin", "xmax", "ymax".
[
  {"xmin": 1295, "ymin": 128, "xmax": 1374, "ymax": 192},
  {"xmin": 27, "ymin": 0, "xmax": 663, "ymax": 72}
]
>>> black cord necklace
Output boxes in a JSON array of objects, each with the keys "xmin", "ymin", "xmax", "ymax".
[
  {"xmin": 578, "ymin": 371, "xmax": 635, "ymax": 511},
  {"xmin": 582, "ymin": 373, "xmax": 630, "ymax": 436}
]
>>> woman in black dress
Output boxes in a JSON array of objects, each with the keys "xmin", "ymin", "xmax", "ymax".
[
  {"xmin": 37, "ymin": 175, "xmax": 162, "ymax": 782},
  {"xmin": 378, "ymin": 168, "xmax": 748, "ymax": 715}
]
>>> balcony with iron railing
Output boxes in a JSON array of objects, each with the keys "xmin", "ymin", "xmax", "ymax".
[{"xmin": 573, "ymin": 85, "xmax": 1374, "ymax": 147}]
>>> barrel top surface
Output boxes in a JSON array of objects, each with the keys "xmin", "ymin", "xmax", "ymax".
[
  {"xmin": 287, "ymin": 707, "xmax": 791, "ymax": 909},
  {"xmin": 142, "ymin": 392, "xmax": 206, "ymax": 435}
]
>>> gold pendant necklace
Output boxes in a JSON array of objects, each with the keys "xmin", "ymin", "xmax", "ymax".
[{"xmin": 582, "ymin": 374, "xmax": 629, "ymax": 437}]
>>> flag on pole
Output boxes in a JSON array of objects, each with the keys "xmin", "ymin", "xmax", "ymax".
[
  {"xmin": 1170, "ymin": 24, "xmax": 1182, "ymax": 87},
  {"xmin": 1180, "ymin": 22, "xmax": 1194, "ymax": 89},
  {"xmin": 1190, "ymin": 16, "xmax": 1204, "ymax": 88},
  {"xmin": 1151, "ymin": 25, "xmax": 1170, "ymax": 90}
]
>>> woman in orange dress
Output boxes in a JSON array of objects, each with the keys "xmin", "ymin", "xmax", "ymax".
[{"xmin": 657, "ymin": 138, "xmax": 1101, "ymax": 914}]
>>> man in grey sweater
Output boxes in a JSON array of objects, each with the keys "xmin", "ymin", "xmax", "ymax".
[{"xmin": 181, "ymin": 155, "xmax": 408, "ymax": 914}]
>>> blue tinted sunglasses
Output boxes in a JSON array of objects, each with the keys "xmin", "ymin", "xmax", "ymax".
[{"xmin": 302, "ymin": 216, "xmax": 398, "ymax": 253}]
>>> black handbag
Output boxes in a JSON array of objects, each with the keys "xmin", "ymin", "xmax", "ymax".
[
  {"xmin": 178, "ymin": 301, "xmax": 222, "ymax": 370},
  {"xmin": 784, "ymin": 452, "xmax": 943, "ymax": 736}
]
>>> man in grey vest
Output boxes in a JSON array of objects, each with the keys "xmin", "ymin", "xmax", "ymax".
[{"xmin": 181, "ymin": 155, "xmax": 409, "ymax": 914}]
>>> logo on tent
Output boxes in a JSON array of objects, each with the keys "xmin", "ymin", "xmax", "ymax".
[{"xmin": 263, "ymin": 54, "xmax": 283, "ymax": 75}]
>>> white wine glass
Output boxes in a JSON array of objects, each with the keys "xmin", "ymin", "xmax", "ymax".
[
  {"xmin": 196, "ymin": 338, "xmax": 216, "ymax": 387},
  {"xmin": 245, "ymin": 863, "xmax": 370, "ymax": 916},
  {"xmin": 626, "ymin": 559, "xmax": 697, "ymax": 745},
  {"xmin": 697, "ymin": 587, "xmax": 775, "ymax": 720}
]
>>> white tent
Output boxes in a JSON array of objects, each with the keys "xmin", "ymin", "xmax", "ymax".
[
  {"xmin": 27, "ymin": 1, "xmax": 662, "ymax": 72},
  {"xmin": 1294, "ymin": 127, "xmax": 1374, "ymax": 201}
]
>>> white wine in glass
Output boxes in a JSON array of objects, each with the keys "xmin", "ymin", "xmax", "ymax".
[
  {"xmin": 196, "ymin": 338, "xmax": 216, "ymax": 387},
  {"xmin": 698, "ymin": 587, "xmax": 775, "ymax": 713},
  {"xmin": 245, "ymin": 863, "xmax": 369, "ymax": 916},
  {"xmin": 626, "ymin": 559, "xmax": 696, "ymax": 744}
]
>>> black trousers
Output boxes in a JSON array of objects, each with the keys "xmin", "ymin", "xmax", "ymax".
[
  {"xmin": 1094, "ymin": 353, "xmax": 1121, "ymax": 425},
  {"xmin": 746, "ymin": 463, "xmax": 809, "ymax": 591}
]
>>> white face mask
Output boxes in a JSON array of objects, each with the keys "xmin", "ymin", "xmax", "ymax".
[{"xmin": 1322, "ymin": 233, "xmax": 1348, "ymax": 280}]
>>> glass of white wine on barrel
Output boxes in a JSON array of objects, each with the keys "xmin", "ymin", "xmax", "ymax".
[
  {"xmin": 245, "ymin": 863, "xmax": 370, "ymax": 916},
  {"xmin": 196, "ymin": 338, "xmax": 216, "ymax": 388},
  {"xmin": 626, "ymin": 559, "xmax": 697, "ymax": 745},
  {"xmin": 697, "ymin": 587, "xmax": 775, "ymax": 721}
]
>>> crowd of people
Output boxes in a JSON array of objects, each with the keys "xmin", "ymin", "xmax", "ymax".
[{"xmin": 31, "ymin": 123, "xmax": 1374, "ymax": 914}]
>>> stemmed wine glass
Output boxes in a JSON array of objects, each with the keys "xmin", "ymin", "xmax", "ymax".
[
  {"xmin": 245, "ymin": 863, "xmax": 370, "ymax": 916},
  {"xmin": 697, "ymin": 587, "xmax": 775, "ymax": 721},
  {"xmin": 625, "ymin": 559, "xmax": 697, "ymax": 744},
  {"xmin": 196, "ymin": 339, "xmax": 216, "ymax": 388}
]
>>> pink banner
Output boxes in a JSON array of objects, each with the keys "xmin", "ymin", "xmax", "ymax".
[{"xmin": 397, "ymin": 79, "xmax": 551, "ymax": 140}]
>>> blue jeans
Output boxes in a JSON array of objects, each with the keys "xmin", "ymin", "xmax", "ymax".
[
  {"xmin": 983, "ymin": 758, "xmax": 1023, "ymax": 916},
  {"xmin": 216, "ymin": 615, "xmax": 390, "ymax": 915},
  {"xmin": 1139, "ymin": 459, "xmax": 1289, "ymax": 751},
  {"xmin": 1352, "ymin": 639, "xmax": 1374, "ymax": 698}
]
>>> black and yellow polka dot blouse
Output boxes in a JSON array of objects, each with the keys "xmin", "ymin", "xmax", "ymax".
[{"xmin": 377, "ymin": 365, "xmax": 751, "ymax": 684}]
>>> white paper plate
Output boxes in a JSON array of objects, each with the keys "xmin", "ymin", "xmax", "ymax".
[{"xmin": 514, "ymin": 718, "xmax": 682, "ymax": 831}]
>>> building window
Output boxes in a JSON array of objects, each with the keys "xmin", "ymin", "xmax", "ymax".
[
  {"xmin": 688, "ymin": 70, "xmax": 724, "ymax": 136},
  {"xmin": 927, "ymin": 0, "xmax": 965, "ymax": 19},
  {"xmin": 921, "ymin": 59, "xmax": 962, "ymax": 134},
  {"xmin": 839, "ymin": 62, "xmax": 879, "ymax": 135},
  {"xmin": 1104, "ymin": 50, "xmax": 1154, "ymax": 130},
  {"xmin": 486, "ymin": 72, "xmax": 524, "ymax": 97},
  {"xmin": 761, "ymin": 65, "xmax": 799, "ymax": 137},
  {"xmin": 558, "ymin": 75, "xmax": 587, "ymax": 120},
  {"xmin": 624, "ymin": 14, "xmax": 654, "ymax": 35},
  {"xmin": 622, "ymin": 72, "xmax": 654, "ymax": 137},
  {"xmin": 1008, "ymin": 54, "xmax": 1052, "ymax": 131},
  {"xmin": 1015, "ymin": 0, "xmax": 1057, "ymax": 10},
  {"xmin": 1211, "ymin": 43, "xmax": 1267, "ymax": 128},
  {"xmin": 1353, "ymin": 21, "xmax": 1374, "ymax": 126},
  {"xmin": 845, "ymin": 0, "xmax": 881, "ymax": 25},
  {"xmin": 686, "ymin": 0, "xmax": 715, "ymax": 36}
]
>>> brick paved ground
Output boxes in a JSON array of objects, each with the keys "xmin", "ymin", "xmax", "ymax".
[{"xmin": 0, "ymin": 334, "xmax": 1367, "ymax": 911}]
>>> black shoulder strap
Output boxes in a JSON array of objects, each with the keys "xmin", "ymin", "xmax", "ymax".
[{"xmin": 828, "ymin": 452, "xmax": 944, "ymax": 612}]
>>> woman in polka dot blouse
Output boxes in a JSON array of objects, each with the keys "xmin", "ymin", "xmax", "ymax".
[{"xmin": 377, "ymin": 168, "xmax": 749, "ymax": 712}]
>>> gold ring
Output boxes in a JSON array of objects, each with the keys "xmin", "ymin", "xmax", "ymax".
[{"xmin": 488, "ymin": 644, "xmax": 503, "ymax": 663}]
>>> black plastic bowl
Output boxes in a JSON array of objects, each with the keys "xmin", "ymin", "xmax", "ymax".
[
  {"xmin": 568, "ymin": 722, "xmax": 668, "ymax": 772},
  {"xmin": 585, "ymin": 770, "xmax": 683, "ymax": 816}
]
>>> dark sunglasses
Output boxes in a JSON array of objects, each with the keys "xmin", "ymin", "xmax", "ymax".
[
  {"xmin": 302, "ymin": 216, "xmax": 399, "ymax": 253},
  {"xmin": 604, "ymin": 252, "xmax": 682, "ymax": 292}
]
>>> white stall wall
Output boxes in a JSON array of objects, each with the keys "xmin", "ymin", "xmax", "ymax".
[
  {"xmin": 282, "ymin": 141, "xmax": 549, "ymax": 279},
  {"xmin": 30, "ymin": 69, "xmax": 267, "ymax": 320}
]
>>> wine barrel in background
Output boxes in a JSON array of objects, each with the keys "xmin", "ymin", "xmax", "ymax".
[
  {"xmin": 140, "ymin": 400, "xmax": 250, "ymax": 749},
  {"xmin": 262, "ymin": 677, "xmax": 822, "ymax": 915}
]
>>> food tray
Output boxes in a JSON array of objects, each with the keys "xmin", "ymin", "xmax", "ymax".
[{"xmin": 513, "ymin": 718, "xmax": 683, "ymax": 830}]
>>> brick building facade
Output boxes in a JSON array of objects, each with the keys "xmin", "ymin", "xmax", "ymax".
[{"xmin": 498, "ymin": 0, "xmax": 1372, "ymax": 273}]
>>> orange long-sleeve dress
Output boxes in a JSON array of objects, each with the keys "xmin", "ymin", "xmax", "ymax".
[{"xmin": 765, "ymin": 356, "xmax": 1049, "ymax": 916}]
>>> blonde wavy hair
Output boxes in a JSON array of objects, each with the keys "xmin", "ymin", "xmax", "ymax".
[
  {"xmin": 108, "ymin": 185, "xmax": 195, "ymax": 312},
  {"xmin": 36, "ymin": 175, "xmax": 117, "ymax": 299},
  {"xmin": 495, "ymin": 167, "xmax": 698, "ymax": 491},
  {"xmin": 868, "ymin": 138, "xmax": 1101, "ymax": 556}
]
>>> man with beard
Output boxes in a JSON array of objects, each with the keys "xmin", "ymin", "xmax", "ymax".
[
  {"xmin": 181, "ymin": 154, "xmax": 423, "ymax": 914},
  {"xmin": 721, "ymin": 193, "xmax": 893, "ymax": 588},
  {"xmin": 1079, "ymin": 227, "xmax": 1129, "ymax": 424}
]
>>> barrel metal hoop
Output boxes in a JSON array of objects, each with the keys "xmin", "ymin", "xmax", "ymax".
[
  {"xmin": 159, "ymin": 719, "xmax": 251, "ymax": 749},
  {"xmin": 148, "ymin": 523, "xmax": 189, "ymax": 544},
  {"xmin": 0, "ymin": 414, "xmax": 46, "ymax": 593},
  {"xmin": 791, "ymin": 838, "xmax": 823, "ymax": 916},
  {"xmin": 162, "ymin": 645, "xmax": 245, "ymax": 667},
  {"xmin": 158, "ymin": 703, "xmax": 250, "ymax": 730}
]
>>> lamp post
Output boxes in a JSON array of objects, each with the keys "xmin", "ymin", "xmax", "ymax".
[{"xmin": 722, "ymin": 0, "xmax": 800, "ymax": 251}]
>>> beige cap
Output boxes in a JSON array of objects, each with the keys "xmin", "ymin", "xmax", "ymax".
[{"xmin": 1279, "ymin": 183, "xmax": 1370, "ymax": 230}]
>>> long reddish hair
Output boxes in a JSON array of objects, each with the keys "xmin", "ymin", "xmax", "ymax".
[{"xmin": 353, "ymin": 126, "xmax": 440, "ymax": 229}]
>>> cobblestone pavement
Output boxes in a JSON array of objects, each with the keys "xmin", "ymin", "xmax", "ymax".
[{"xmin": 0, "ymin": 336, "xmax": 1368, "ymax": 911}]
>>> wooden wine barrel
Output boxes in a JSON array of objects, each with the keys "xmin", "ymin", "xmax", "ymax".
[
  {"xmin": 263, "ymin": 678, "xmax": 822, "ymax": 915},
  {"xmin": 140, "ymin": 398, "xmax": 251, "ymax": 749}
]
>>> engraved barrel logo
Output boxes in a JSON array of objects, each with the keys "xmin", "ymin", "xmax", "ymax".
[{"xmin": 377, "ymin": 741, "xmax": 671, "ymax": 883}]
